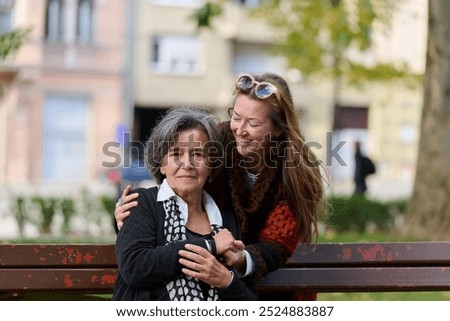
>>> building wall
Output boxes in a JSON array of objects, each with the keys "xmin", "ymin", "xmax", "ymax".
[
  {"xmin": 134, "ymin": 1, "xmax": 226, "ymax": 108},
  {"xmin": 0, "ymin": 0, "xmax": 126, "ymax": 184},
  {"xmin": 1, "ymin": 0, "xmax": 427, "ymax": 200}
]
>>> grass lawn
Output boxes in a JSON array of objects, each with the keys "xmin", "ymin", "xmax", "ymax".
[{"xmin": 317, "ymin": 291, "xmax": 450, "ymax": 301}]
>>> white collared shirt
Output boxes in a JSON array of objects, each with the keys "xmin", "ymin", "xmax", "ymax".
[{"xmin": 157, "ymin": 179, "xmax": 223, "ymax": 227}]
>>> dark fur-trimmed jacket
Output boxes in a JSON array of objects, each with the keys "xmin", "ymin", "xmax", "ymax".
[{"xmin": 205, "ymin": 121, "xmax": 301, "ymax": 281}]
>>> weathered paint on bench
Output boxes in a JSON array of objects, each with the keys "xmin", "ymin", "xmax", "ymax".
[{"xmin": 0, "ymin": 242, "xmax": 449, "ymax": 298}]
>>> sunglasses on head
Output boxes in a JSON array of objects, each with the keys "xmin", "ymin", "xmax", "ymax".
[{"xmin": 235, "ymin": 73, "xmax": 281, "ymax": 103}]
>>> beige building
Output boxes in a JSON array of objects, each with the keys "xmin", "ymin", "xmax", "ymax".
[
  {"xmin": 0, "ymin": 0, "xmax": 128, "ymax": 185},
  {"xmin": 1, "ymin": 0, "xmax": 427, "ymax": 200},
  {"xmin": 131, "ymin": 0, "xmax": 333, "ymax": 162},
  {"xmin": 131, "ymin": 0, "xmax": 294, "ymax": 141}
]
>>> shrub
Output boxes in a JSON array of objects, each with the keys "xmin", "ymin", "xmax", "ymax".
[
  {"xmin": 11, "ymin": 196, "xmax": 28, "ymax": 237},
  {"xmin": 100, "ymin": 196, "xmax": 116, "ymax": 216},
  {"xmin": 324, "ymin": 195, "xmax": 406, "ymax": 233},
  {"xmin": 9, "ymin": 191, "xmax": 117, "ymax": 238},
  {"xmin": 60, "ymin": 198, "xmax": 76, "ymax": 234},
  {"xmin": 31, "ymin": 196, "xmax": 58, "ymax": 234}
]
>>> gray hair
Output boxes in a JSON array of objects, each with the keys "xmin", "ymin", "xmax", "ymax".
[{"xmin": 145, "ymin": 106, "xmax": 223, "ymax": 184}]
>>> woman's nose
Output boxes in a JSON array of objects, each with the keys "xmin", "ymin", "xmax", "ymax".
[
  {"xmin": 235, "ymin": 122, "xmax": 248, "ymax": 136},
  {"xmin": 179, "ymin": 153, "xmax": 194, "ymax": 168}
]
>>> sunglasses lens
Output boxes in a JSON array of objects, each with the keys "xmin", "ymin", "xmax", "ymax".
[
  {"xmin": 255, "ymin": 84, "xmax": 274, "ymax": 99},
  {"xmin": 237, "ymin": 75, "xmax": 254, "ymax": 90}
]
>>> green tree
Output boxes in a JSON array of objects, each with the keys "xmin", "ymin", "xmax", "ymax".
[
  {"xmin": 0, "ymin": 28, "xmax": 29, "ymax": 60},
  {"xmin": 404, "ymin": 0, "xmax": 450, "ymax": 240},
  {"xmin": 1, "ymin": 28, "xmax": 30, "ymax": 96},
  {"xmin": 195, "ymin": 0, "xmax": 418, "ymax": 111},
  {"xmin": 251, "ymin": 0, "xmax": 413, "ymax": 81}
]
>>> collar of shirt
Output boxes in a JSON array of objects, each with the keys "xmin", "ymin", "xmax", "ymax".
[{"xmin": 156, "ymin": 179, "xmax": 222, "ymax": 227}]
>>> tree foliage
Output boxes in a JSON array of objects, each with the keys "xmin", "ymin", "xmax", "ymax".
[
  {"xmin": 192, "ymin": 1, "xmax": 222, "ymax": 28},
  {"xmin": 195, "ymin": 0, "xmax": 418, "ymax": 85},
  {"xmin": 0, "ymin": 28, "xmax": 29, "ymax": 96},
  {"xmin": 0, "ymin": 28, "xmax": 29, "ymax": 60}
]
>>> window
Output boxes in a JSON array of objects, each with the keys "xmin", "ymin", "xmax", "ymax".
[
  {"xmin": 233, "ymin": 43, "xmax": 284, "ymax": 75},
  {"xmin": 76, "ymin": 0, "xmax": 94, "ymax": 44},
  {"xmin": 151, "ymin": 35, "xmax": 201, "ymax": 74},
  {"xmin": 0, "ymin": 0, "xmax": 14, "ymax": 33},
  {"xmin": 45, "ymin": 0, "xmax": 64, "ymax": 42},
  {"xmin": 399, "ymin": 123, "xmax": 417, "ymax": 144},
  {"xmin": 333, "ymin": 105, "xmax": 368, "ymax": 130},
  {"xmin": 42, "ymin": 95, "xmax": 89, "ymax": 182}
]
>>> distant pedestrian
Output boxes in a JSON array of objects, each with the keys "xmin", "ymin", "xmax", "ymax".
[{"xmin": 353, "ymin": 141, "xmax": 376, "ymax": 195}]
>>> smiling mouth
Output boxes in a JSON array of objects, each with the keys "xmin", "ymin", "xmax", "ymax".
[{"xmin": 238, "ymin": 139, "xmax": 252, "ymax": 145}]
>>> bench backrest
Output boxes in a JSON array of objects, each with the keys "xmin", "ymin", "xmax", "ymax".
[
  {"xmin": 260, "ymin": 242, "xmax": 450, "ymax": 293},
  {"xmin": 1, "ymin": 242, "xmax": 449, "ymax": 295},
  {"xmin": 0, "ymin": 244, "xmax": 117, "ymax": 293}
]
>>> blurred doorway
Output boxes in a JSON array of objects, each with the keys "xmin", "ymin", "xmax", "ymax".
[{"xmin": 331, "ymin": 104, "xmax": 369, "ymax": 182}]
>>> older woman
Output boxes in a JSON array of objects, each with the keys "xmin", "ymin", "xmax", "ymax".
[{"xmin": 113, "ymin": 107, "xmax": 257, "ymax": 301}]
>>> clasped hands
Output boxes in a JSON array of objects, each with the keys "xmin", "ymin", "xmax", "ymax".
[{"xmin": 178, "ymin": 229, "xmax": 246, "ymax": 288}]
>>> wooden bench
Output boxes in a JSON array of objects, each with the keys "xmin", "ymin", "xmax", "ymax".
[
  {"xmin": 0, "ymin": 242, "xmax": 449, "ymax": 299},
  {"xmin": 258, "ymin": 242, "xmax": 450, "ymax": 294},
  {"xmin": 0, "ymin": 244, "xmax": 117, "ymax": 300}
]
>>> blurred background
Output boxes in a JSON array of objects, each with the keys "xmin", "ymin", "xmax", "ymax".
[{"xmin": 0, "ymin": 0, "xmax": 436, "ymax": 241}]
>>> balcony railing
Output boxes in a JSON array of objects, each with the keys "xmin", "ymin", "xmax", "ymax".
[{"xmin": 42, "ymin": 42, "xmax": 123, "ymax": 74}]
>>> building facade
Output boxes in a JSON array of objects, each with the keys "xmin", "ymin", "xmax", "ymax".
[
  {"xmin": 131, "ymin": 0, "xmax": 426, "ymax": 199},
  {"xmin": 0, "ymin": 0, "xmax": 128, "ymax": 185},
  {"xmin": 1, "ymin": 0, "xmax": 427, "ymax": 200}
]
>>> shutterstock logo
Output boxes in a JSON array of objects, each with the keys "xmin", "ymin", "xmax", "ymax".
[
  {"xmin": 102, "ymin": 132, "xmax": 146, "ymax": 168},
  {"xmin": 101, "ymin": 132, "xmax": 348, "ymax": 169}
]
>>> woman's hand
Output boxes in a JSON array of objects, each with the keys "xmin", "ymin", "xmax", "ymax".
[
  {"xmin": 179, "ymin": 244, "xmax": 233, "ymax": 289},
  {"xmin": 213, "ymin": 231, "xmax": 247, "ymax": 273},
  {"xmin": 213, "ymin": 229, "xmax": 238, "ymax": 255},
  {"xmin": 115, "ymin": 185, "xmax": 139, "ymax": 229},
  {"xmin": 221, "ymin": 240, "xmax": 247, "ymax": 273}
]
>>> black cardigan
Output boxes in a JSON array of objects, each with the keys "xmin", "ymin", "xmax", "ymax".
[{"xmin": 113, "ymin": 187, "xmax": 258, "ymax": 301}]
